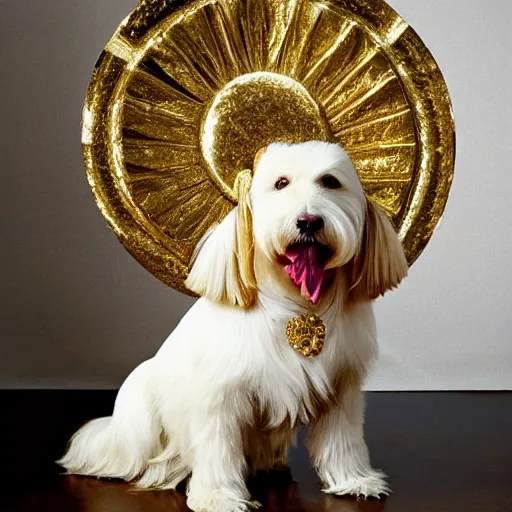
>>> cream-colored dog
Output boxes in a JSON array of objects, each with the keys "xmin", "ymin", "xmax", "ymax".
[{"xmin": 59, "ymin": 141, "xmax": 408, "ymax": 512}]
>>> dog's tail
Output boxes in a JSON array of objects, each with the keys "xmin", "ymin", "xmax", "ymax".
[{"xmin": 57, "ymin": 359, "xmax": 162, "ymax": 482}]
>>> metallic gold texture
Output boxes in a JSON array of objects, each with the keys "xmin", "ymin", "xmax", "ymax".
[
  {"xmin": 82, "ymin": 0, "xmax": 455, "ymax": 295},
  {"xmin": 287, "ymin": 313, "xmax": 326, "ymax": 358}
]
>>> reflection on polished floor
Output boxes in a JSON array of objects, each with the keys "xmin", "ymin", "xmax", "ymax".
[{"xmin": 1, "ymin": 392, "xmax": 510, "ymax": 512}]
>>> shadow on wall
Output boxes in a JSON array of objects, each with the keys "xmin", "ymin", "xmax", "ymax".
[{"xmin": 0, "ymin": 0, "xmax": 195, "ymax": 389}]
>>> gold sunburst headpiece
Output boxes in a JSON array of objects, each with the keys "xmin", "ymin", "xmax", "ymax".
[{"xmin": 83, "ymin": 0, "xmax": 455, "ymax": 295}]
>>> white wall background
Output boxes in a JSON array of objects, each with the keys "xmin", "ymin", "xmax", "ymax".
[
  {"xmin": 1, "ymin": 0, "xmax": 510, "ymax": 390},
  {"xmin": 369, "ymin": 0, "xmax": 512, "ymax": 390}
]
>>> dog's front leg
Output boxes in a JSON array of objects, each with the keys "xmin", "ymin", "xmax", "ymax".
[
  {"xmin": 307, "ymin": 388, "xmax": 389, "ymax": 499},
  {"xmin": 186, "ymin": 408, "xmax": 259, "ymax": 512}
]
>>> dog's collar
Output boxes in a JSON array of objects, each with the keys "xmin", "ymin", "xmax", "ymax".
[{"xmin": 286, "ymin": 312, "xmax": 326, "ymax": 358}]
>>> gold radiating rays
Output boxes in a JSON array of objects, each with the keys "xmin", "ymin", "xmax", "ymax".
[
  {"xmin": 83, "ymin": 0, "xmax": 455, "ymax": 294},
  {"xmin": 123, "ymin": 0, "xmax": 413, "ymax": 239}
]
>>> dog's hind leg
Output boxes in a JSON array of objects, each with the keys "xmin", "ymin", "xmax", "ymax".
[
  {"xmin": 58, "ymin": 359, "xmax": 160, "ymax": 482},
  {"xmin": 269, "ymin": 429, "xmax": 296, "ymax": 470},
  {"xmin": 245, "ymin": 428, "xmax": 295, "ymax": 475},
  {"xmin": 135, "ymin": 455, "xmax": 190, "ymax": 490}
]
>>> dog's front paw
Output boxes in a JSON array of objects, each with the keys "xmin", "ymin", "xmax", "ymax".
[
  {"xmin": 187, "ymin": 488, "xmax": 261, "ymax": 512},
  {"xmin": 322, "ymin": 470, "xmax": 390, "ymax": 499}
]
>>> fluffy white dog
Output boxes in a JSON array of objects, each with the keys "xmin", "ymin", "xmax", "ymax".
[{"xmin": 59, "ymin": 141, "xmax": 408, "ymax": 511}]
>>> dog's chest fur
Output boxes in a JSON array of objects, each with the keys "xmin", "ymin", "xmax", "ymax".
[
  {"xmin": 157, "ymin": 295, "xmax": 376, "ymax": 436},
  {"xmin": 238, "ymin": 296, "xmax": 373, "ymax": 431}
]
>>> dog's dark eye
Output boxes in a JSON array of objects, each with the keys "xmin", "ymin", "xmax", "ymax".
[
  {"xmin": 320, "ymin": 174, "xmax": 343, "ymax": 190},
  {"xmin": 275, "ymin": 177, "xmax": 290, "ymax": 190}
]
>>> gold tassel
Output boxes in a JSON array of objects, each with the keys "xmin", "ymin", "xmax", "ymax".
[{"xmin": 233, "ymin": 169, "xmax": 258, "ymax": 308}]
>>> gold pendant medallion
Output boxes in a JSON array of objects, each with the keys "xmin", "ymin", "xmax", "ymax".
[{"xmin": 286, "ymin": 313, "xmax": 326, "ymax": 358}]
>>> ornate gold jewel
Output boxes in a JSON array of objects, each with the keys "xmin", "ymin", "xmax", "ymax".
[
  {"xmin": 83, "ymin": 0, "xmax": 455, "ymax": 294},
  {"xmin": 287, "ymin": 313, "xmax": 326, "ymax": 358}
]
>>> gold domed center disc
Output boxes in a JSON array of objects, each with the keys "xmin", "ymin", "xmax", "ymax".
[{"xmin": 201, "ymin": 72, "xmax": 331, "ymax": 203}]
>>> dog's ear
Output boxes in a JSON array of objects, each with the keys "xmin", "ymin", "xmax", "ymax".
[
  {"xmin": 348, "ymin": 199, "xmax": 408, "ymax": 302},
  {"xmin": 253, "ymin": 146, "xmax": 267, "ymax": 170},
  {"xmin": 185, "ymin": 170, "xmax": 257, "ymax": 309}
]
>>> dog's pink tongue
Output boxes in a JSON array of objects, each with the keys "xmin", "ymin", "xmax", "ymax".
[{"xmin": 284, "ymin": 245, "xmax": 325, "ymax": 304}]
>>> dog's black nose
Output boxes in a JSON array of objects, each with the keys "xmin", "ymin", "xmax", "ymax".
[{"xmin": 297, "ymin": 214, "xmax": 324, "ymax": 234}]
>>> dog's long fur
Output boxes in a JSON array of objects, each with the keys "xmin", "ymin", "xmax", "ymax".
[{"xmin": 59, "ymin": 141, "xmax": 408, "ymax": 512}]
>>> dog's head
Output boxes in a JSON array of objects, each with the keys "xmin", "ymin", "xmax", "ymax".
[{"xmin": 185, "ymin": 141, "xmax": 408, "ymax": 308}]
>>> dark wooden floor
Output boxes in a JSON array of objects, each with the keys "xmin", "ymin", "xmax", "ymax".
[{"xmin": 0, "ymin": 391, "xmax": 510, "ymax": 512}]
